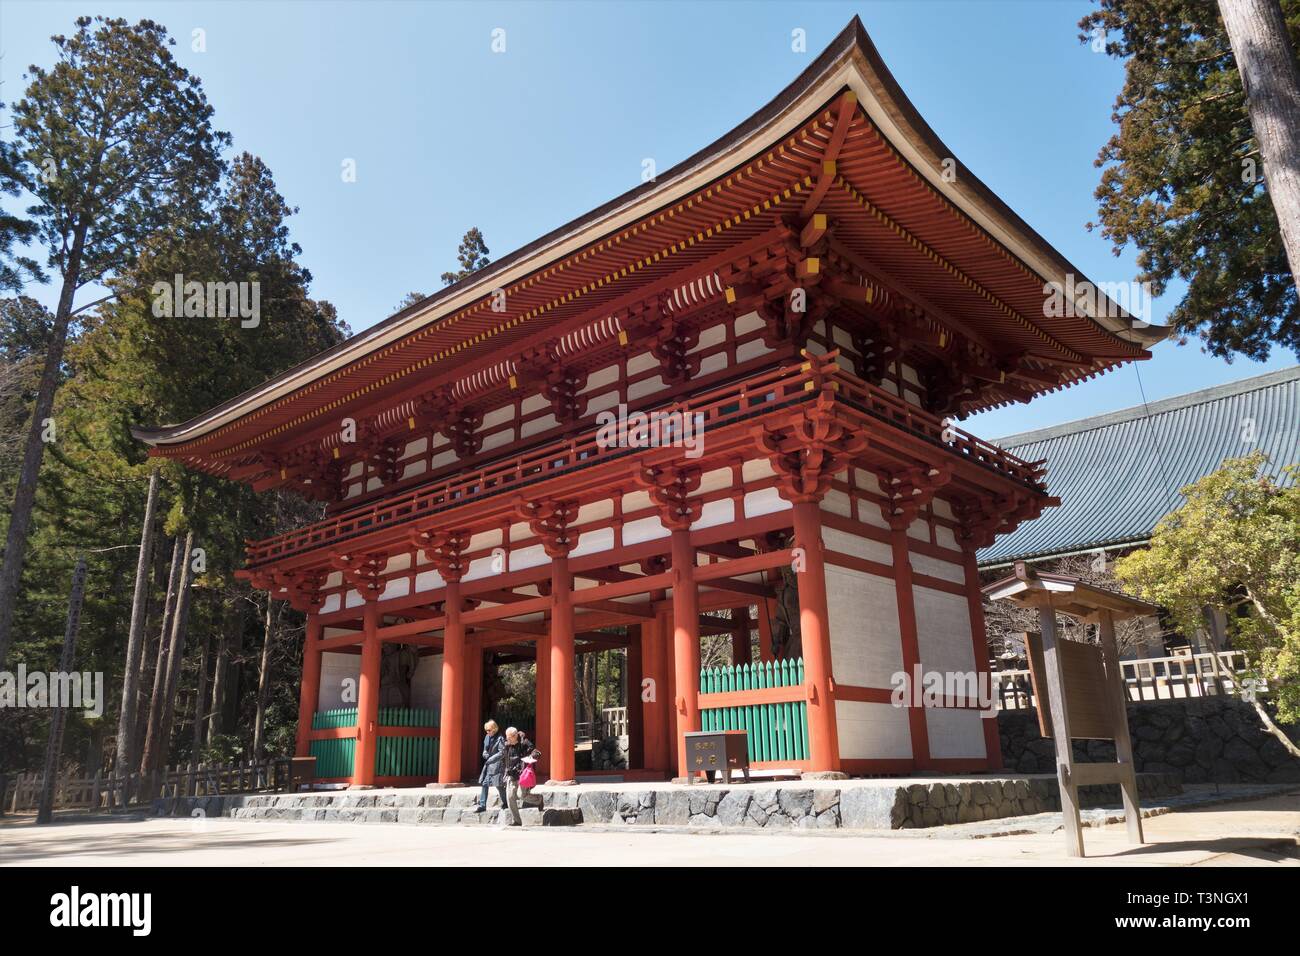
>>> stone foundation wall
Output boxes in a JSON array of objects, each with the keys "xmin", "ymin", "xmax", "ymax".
[{"xmin": 998, "ymin": 697, "xmax": 1300, "ymax": 784}]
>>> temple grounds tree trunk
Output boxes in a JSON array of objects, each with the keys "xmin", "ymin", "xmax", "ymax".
[
  {"xmin": 1219, "ymin": 0, "xmax": 1300, "ymax": 281},
  {"xmin": 154, "ymin": 530, "xmax": 197, "ymax": 774},
  {"xmin": 140, "ymin": 536, "xmax": 183, "ymax": 774},
  {"xmin": 0, "ymin": 17, "xmax": 227, "ymax": 666},
  {"xmin": 252, "ymin": 598, "xmax": 278, "ymax": 759},
  {"xmin": 114, "ymin": 469, "xmax": 158, "ymax": 777},
  {"xmin": 190, "ymin": 619, "xmax": 211, "ymax": 761},
  {"xmin": 35, "ymin": 557, "xmax": 86, "ymax": 824}
]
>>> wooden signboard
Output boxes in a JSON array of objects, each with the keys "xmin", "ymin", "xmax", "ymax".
[{"xmin": 1024, "ymin": 632, "xmax": 1115, "ymax": 740}]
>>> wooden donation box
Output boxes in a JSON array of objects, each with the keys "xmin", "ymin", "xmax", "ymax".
[{"xmin": 683, "ymin": 731, "xmax": 751, "ymax": 784}]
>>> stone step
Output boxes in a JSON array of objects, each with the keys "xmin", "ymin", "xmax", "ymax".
[{"xmin": 151, "ymin": 771, "xmax": 1182, "ymax": 831}]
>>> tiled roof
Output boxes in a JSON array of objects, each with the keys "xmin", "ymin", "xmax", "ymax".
[{"xmin": 978, "ymin": 366, "xmax": 1300, "ymax": 566}]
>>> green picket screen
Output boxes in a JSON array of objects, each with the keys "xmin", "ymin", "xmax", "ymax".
[
  {"xmin": 375, "ymin": 707, "xmax": 439, "ymax": 778},
  {"xmin": 309, "ymin": 706, "xmax": 439, "ymax": 779},
  {"xmin": 698, "ymin": 658, "xmax": 809, "ymax": 762}
]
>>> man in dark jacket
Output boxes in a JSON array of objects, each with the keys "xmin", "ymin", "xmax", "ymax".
[
  {"xmin": 499, "ymin": 727, "xmax": 540, "ymax": 826},
  {"xmin": 475, "ymin": 720, "xmax": 503, "ymax": 813}
]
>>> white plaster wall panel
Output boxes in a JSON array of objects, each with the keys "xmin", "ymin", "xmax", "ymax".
[
  {"xmin": 623, "ymin": 515, "xmax": 670, "ymax": 545},
  {"xmin": 366, "ymin": 477, "xmax": 382, "ymax": 492},
  {"xmin": 904, "ymin": 389, "xmax": 922, "ymax": 407},
  {"xmin": 346, "ymin": 462, "xmax": 363, "ymax": 480},
  {"xmin": 521, "ymin": 393, "xmax": 549, "ymax": 415},
  {"xmin": 318, "ymin": 652, "xmax": 361, "ymax": 711},
  {"xmin": 832, "ymin": 325, "xmax": 854, "ymax": 348},
  {"xmin": 401, "ymin": 460, "xmax": 428, "ymax": 481},
  {"xmin": 852, "ymin": 469, "xmax": 883, "ymax": 497},
  {"xmin": 401, "ymin": 437, "xmax": 428, "ymax": 459},
  {"xmin": 914, "ymin": 585, "xmax": 976, "ymax": 676},
  {"xmin": 698, "ymin": 467, "xmax": 733, "ymax": 494},
  {"xmin": 577, "ymin": 500, "xmax": 615, "ymax": 524},
  {"xmin": 585, "ymin": 390, "xmax": 621, "ymax": 415},
  {"xmin": 483, "ymin": 405, "xmax": 514, "ymax": 429},
  {"xmin": 385, "ymin": 554, "xmax": 411, "ymax": 574},
  {"xmin": 431, "ymin": 450, "xmax": 457, "ymax": 470},
  {"xmin": 691, "ymin": 498, "xmax": 735, "ymax": 531},
  {"xmin": 925, "ymin": 707, "xmax": 988, "ymax": 760},
  {"xmin": 835, "ymin": 354, "xmax": 855, "ymax": 373},
  {"xmin": 468, "ymin": 529, "xmax": 501, "ymax": 552},
  {"xmin": 621, "ymin": 489, "xmax": 652, "ymax": 515},
  {"xmin": 736, "ymin": 339, "xmax": 773, "ymax": 364},
  {"xmin": 742, "ymin": 457, "xmax": 776, "ymax": 482},
  {"xmin": 826, "ymin": 566, "xmax": 902, "ymax": 688},
  {"xmin": 935, "ymin": 526, "xmax": 958, "ymax": 550},
  {"xmin": 343, "ymin": 485, "xmax": 361, "ymax": 501},
  {"xmin": 380, "ymin": 578, "xmax": 410, "ymax": 601},
  {"xmin": 627, "ymin": 351, "xmax": 658, "ymax": 375},
  {"xmin": 734, "ymin": 311, "xmax": 763, "ymax": 336},
  {"xmin": 571, "ymin": 526, "xmax": 615, "ymax": 558},
  {"xmin": 882, "ymin": 379, "xmax": 900, "ymax": 397},
  {"xmin": 321, "ymin": 593, "xmax": 341, "ymax": 613},
  {"xmin": 822, "ymin": 489, "xmax": 852, "ymax": 517},
  {"xmin": 509, "ymin": 543, "xmax": 550, "ymax": 572},
  {"xmin": 910, "ymin": 552, "xmax": 964, "ymax": 584},
  {"xmin": 344, "ymin": 589, "xmax": 363, "ymax": 609},
  {"xmin": 698, "ymin": 352, "xmax": 728, "ymax": 377},
  {"xmin": 804, "ymin": 339, "xmax": 827, "ymax": 356},
  {"xmin": 690, "ymin": 323, "xmax": 728, "ymax": 352},
  {"xmin": 906, "ymin": 517, "xmax": 929, "ymax": 541},
  {"xmin": 415, "ymin": 569, "xmax": 445, "ymax": 593},
  {"xmin": 580, "ymin": 364, "xmax": 620, "ymax": 393},
  {"xmin": 823, "ymin": 526, "xmax": 892, "ymax": 566},
  {"xmin": 627, "ymin": 374, "xmax": 665, "ymax": 402},
  {"xmin": 744, "ymin": 486, "xmax": 790, "ymax": 518},
  {"xmin": 481, "ymin": 430, "xmax": 512, "ymax": 453},
  {"xmin": 520, "ymin": 412, "xmax": 559, "ymax": 438},
  {"xmin": 834, "ymin": 700, "xmax": 912, "ymax": 760},
  {"xmin": 326, "ymin": 571, "xmax": 343, "ymax": 590},
  {"xmin": 462, "ymin": 555, "xmax": 501, "ymax": 582},
  {"xmin": 932, "ymin": 498, "xmax": 954, "ymax": 520},
  {"xmin": 410, "ymin": 654, "xmax": 442, "ymax": 711},
  {"xmin": 901, "ymin": 364, "xmax": 920, "ymax": 386}
]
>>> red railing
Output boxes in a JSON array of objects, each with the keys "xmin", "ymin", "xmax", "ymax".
[{"xmin": 245, "ymin": 355, "xmax": 1044, "ymax": 566}]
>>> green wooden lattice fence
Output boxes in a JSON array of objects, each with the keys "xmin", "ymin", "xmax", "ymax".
[
  {"xmin": 309, "ymin": 707, "xmax": 439, "ymax": 778},
  {"xmin": 699, "ymin": 658, "xmax": 809, "ymax": 762}
]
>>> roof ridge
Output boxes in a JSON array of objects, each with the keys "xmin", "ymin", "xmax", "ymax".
[{"xmin": 996, "ymin": 364, "xmax": 1300, "ymax": 448}]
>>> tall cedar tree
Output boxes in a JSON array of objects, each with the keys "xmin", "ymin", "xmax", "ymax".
[
  {"xmin": 440, "ymin": 227, "xmax": 490, "ymax": 285},
  {"xmin": 0, "ymin": 17, "xmax": 229, "ymax": 666},
  {"xmin": 1080, "ymin": 1, "xmax": 1299, "ymax": 359}
]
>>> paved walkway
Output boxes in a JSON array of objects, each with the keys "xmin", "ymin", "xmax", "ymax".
[{"xmin": 2, "ymin": 791, "xmax": 1296, "ymax": 866}]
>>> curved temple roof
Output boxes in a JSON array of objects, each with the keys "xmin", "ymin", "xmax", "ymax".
[
  {"xmin": 133, "ymin": 16, "xmax": 1166, "ymax": 469},
  {"xmin": 979, "ymin": 365, "xmax": 1300, "ymax": 566}
]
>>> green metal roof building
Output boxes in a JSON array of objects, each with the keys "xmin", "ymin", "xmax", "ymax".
[{"xmin": 979, "ymin": 366, "xmax": 1300, "ymax": 568}]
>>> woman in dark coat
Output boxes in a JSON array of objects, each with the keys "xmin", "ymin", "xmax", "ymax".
[
  {"xmin": 499, "ymin": 727, "xmax": 541, "ymax": 826},
  {"xmin": 475, "ymin": 720, "xmax": 503, "ymax": 813}
]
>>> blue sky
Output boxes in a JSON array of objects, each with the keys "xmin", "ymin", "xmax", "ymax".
[{"xmin": 2, "ymin": 0, "xmax": 1295, "ymax": 439}]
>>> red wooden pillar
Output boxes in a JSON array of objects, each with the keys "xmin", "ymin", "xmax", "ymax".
[
  {"xmin": 792, "ymin": 501, "xmax": 840, "ymax": 773},
  {"xmin": 461, "ymin": 644, "xmax": 484, "ymax": 780},
  {"xmin": 640, "ymin": 603, "xmax": 667, "ymax": 773},
  {"xmin": 670, "ymin": 528, "xmax": 701, "ymax": 779},
  {"xmin": 891, "ymin": 525, "xmax": 930, "ymax": 768},
  {"xmin": 437, "ymin": 578, "xmax": 465, "ymax": 783},
  {"xmin": 535, "ymin": 633, "xmax": 551, "ymax": 778},
  {"xmin": 295, "ymin": 613, "xmax": 323, "ymax": 757},
  {"xmin": 963, "ymin": 545, "xmax": 1003, "ymax": 769},
  {"xmin": 731, "ymin": 604, "xmax": 751, "ymax": 665},
  {"xmin": 353, "ymin": 602, "xmax": 381, "ymax": 786},
  {"xmin": 548, "ymin": 556, "xmax": 577, "ymax": 783},
  {"xmin": 626, "ymin": 624, "xmax": 644, "ymax": 769}
]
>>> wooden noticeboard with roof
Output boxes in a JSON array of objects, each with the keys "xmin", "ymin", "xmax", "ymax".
[{"xmin": 984, "ymin": 562, "xmax": 1160, "ymax": 857}]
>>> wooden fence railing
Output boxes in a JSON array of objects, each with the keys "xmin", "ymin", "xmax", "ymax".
[
  {"xmin": 993, "ymin": 650, "xmax": 1251, "ymax": 710},
  {"xmin": 6, "ymin": 758, "xmax": 301, "ymax": 813}
]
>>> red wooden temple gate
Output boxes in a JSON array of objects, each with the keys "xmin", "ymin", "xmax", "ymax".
[{"xmin": 134, "ymin": 19, "xmax": 1164, "ymax": 787}]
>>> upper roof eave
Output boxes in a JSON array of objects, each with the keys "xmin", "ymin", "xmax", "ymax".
[{"xmin": 133, "ymin": 15, "xmax": 1166, "ymax": 450}]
